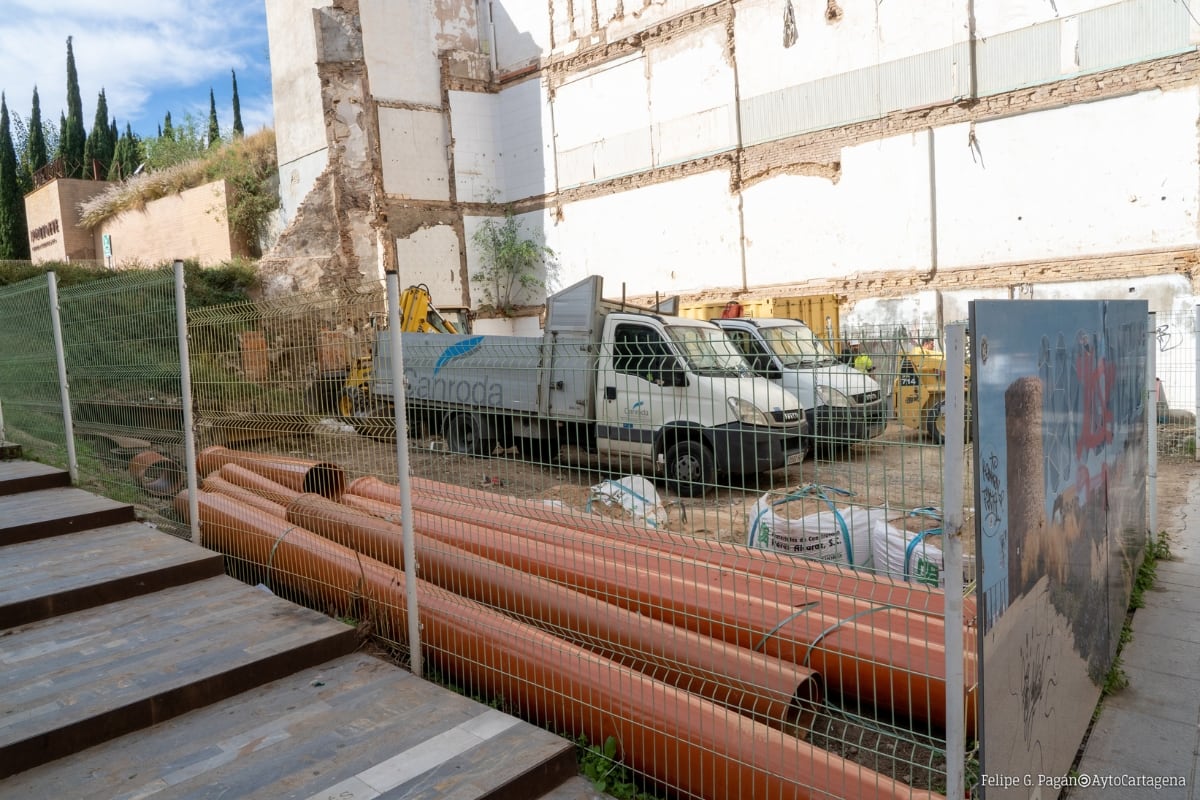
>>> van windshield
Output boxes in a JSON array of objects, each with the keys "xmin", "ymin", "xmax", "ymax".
[
  {"xmin": 760, "ymin": 325, "xmax": 839, "ymax": 368},
  {"xmin": 665, "ymin": 325, "xmax": 750, "ymax": 376}
]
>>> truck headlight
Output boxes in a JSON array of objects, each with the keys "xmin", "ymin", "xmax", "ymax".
[
  {"xmin": 816, "ymin": 385, "xmax": 853, "ymax": 408},
  {"xmin": 728, "ymin": 397, "xmax": 771, "ymax": 426}
]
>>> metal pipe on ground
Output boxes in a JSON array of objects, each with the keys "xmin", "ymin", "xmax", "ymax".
[
  {"xmin": 339, "ymin": 485, "xmax": 970, "ymax": 736},
  {"xmin": 286, "ymin": 493, "xmax": 822, "ymax": 733},
  {"xmin": 177, "ymin": 490, "xmax": 942, "ymax": 800},
  {"xmin": 351, "ymin": 475, "xmax": 971, "ymax": 619},
  {"xmin": 196, "ymin": 445, "xmax": 344, "ymax": 498}
]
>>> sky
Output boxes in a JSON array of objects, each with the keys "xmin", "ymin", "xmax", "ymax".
[{"xmin": 0, "ymin": 0, "xmax": 274, "ymax": 144}]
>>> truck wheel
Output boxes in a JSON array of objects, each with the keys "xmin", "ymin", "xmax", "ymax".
[
  {"xmin": 665, "ymin": 440, "xmax": 714, "ymax": 497},
  {"xmin": 340, "ymin": 387, "xmax": 394, "ymax": 440},
  {"xmin": 443, "ymin": 413, "xmax": 496, "ymax": 457},
  {"xmin": 925, "ymin": 400, "xmax": 946, "ymax": 444}
]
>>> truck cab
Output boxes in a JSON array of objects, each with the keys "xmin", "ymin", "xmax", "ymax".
[
  {"xmin": 709, "ymin": 317, "xmax": 887, "ymax": 452},
  {"xmin": 594, "ymin": 312, "xmax": 808, "ymax": 495}
]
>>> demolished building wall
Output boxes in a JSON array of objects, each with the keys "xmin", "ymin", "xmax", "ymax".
[{"xmin": 262, "ymin": 0, "xmax": 1199, "ymax": 324}]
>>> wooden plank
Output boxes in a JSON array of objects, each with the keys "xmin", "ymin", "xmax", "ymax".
[
  {"xmin": 0, "ymin": 487, "xmax": 134, "ymax": 545},
  {"xmin": 0, "ymin": 461, "xmax": 69, "ymax": 496},
  {"xmin": 0, "ymin": 575, "xmax": 356, "ymax": 777},
  {"xmin": 0, "ymin": 653, "xmax": 577, "ymax": 800},
  {"xmin": 0, "ymin": 523, "xmax": 225, "ymax": 628}
]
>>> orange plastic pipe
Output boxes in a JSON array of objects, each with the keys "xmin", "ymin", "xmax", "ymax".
[
  {"xmin": 286, "ymin": 493, "xmax": 821, "ymax": 732},
  {"xmin": 177, "ymin": 490, "xmax": 942, "ymax": 800},
  {"xmin": 196, "ymin": 445, "xmax": 344, "ymax": 498},
  {"xmin": 202, "ymin": 474, "xmax": 288, "ymax": 518},
  {"xmin": 215, "ymin": 463, "xmax": 304, "ymax": 506},
  {"xmin": 351, "ymin": 475, "xmax": 970, "ymax": 618},
  {"xmin": 340, "ymin": 481, "xmax": 975, "ymax": 734}
]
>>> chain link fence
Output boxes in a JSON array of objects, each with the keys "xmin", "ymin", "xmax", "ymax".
[{"xmin": 0, "ymin": 276, "xmax": 67, "ymax": 464}]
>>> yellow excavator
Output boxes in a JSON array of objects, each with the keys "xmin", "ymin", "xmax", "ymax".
[
  {"xmin": 308, "ymin": 285, "xmax": 461, "ymax": 432},
  {"xmin": 892, "ymin": 341, "xmax": 972, "ymax": 444}
]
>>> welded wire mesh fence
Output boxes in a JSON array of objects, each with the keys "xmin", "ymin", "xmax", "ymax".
[
  {"xmin": 55, "ymin": 269, "xmax": 185, "ymax": 529},
  {"xmin": 182, "ymin": 281, "xmax": 963, "ymax": 799},
  {"xmin": 0, "ymin": 276, "xmax": 66, "ymax": 464},
  {"xmin": 1152, "ymin": 308, "xmax": 1198, "ymax": 460}
]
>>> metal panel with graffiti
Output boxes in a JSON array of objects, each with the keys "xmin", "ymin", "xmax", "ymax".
[{"xmin": 971, "ymin": 300, "xmax": 1148, "ymax": 799}]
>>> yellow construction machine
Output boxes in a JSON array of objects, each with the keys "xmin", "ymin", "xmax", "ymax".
[
  {"xmin": 332, "ymin": 284, "xmax": 462, "ymax": 432},
  {"xmin": 892, "ymin": 342, "xmax": 972, "ymax": 444}
]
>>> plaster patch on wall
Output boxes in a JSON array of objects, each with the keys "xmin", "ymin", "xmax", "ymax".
[{"xmin": 825, "ymin": 0, "xmax": 842, "ymax": 23}]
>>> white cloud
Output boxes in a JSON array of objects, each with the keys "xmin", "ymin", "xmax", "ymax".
[{"xmin": 0, "ymin": 0, "xmax": 271, "ymax": 138}]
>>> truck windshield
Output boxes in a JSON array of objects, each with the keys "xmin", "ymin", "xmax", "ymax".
[
  {"xmin": 665, "ymin": 325, "xmax": 749, "ymax": 376},
  {"xmin": 760, "ymin": 325, "xmax": 839, "ymax": 367}
]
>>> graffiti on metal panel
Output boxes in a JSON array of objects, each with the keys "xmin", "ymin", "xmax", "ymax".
[{"xmin": 1019, "ymin": 613, "xmax": 1058, "ymax": 746}]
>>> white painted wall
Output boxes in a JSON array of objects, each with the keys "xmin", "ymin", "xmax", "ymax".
[
  {"xmin": 265, "ymin": 0, "xmax": 333, "ymax": 224},
  {"xmin": 647, "ymin": 26, "xmax": 737, "ymax": 165},
  {"xmin": 733, "ymin": 0, "xmax": 966, "ymax": 101},
  {"xmin": 498, "ymin": 79, "xmax": 555, "ymax": 200},
  {"xmin": 935, "ymin": 88, "xmax": 1200, "ymax": 268},
  {"xmin": 395, "ymin": 226, "xmax": 465, "ymax": 309},
  {"xmin": 549, "ymin": 170, "xmax": 742, "ymax": 295},
  {"xmin": 742, "ymin": 132, "xmax": 933, "ymax": 283},
  {"xmin": 490, "ymin": 0, "xmax": 551, "ymax": 72},
  {"xmin": 380, "ymin": 108, "xmax": 452, "ymax": 200},
  {"xmin": 554, "ymin": 55, "xmax": 653, "ymax": 187},
  {"xmin": 450, "ymin": 91, "xmax": 501, "ymax": 203},
  {"xmin": 360, "ymin": 0, "xmax": 446, "ymax": 107},
  {"xmin": 973, "ymin": 0, "xmax": 1123, "ymax": 38}
]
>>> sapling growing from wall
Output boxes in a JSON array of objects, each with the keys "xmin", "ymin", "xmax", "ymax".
[{"xmin": 470, "ymin": 207, "xmax": 558, "ymax": 317}]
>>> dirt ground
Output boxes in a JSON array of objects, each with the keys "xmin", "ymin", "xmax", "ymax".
[{"xmin": 256, "ymin": 419, "xmax": 1195, "ymax": 556}]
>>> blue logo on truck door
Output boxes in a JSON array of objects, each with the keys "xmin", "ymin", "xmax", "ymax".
[{"xmin": 434, "ymin": 336, "xmax": 485, "ymax": 374}]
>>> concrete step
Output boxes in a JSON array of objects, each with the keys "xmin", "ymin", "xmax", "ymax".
[
  {"xmin": 0, "ymin": 652, "xmax": 578, "ymax": 799},
  {"xmin": 0, "ymin": 460, "xmax": 70, "ymax": 496},
  {"xmin": 0, "ymin": 523, "xmax": 225, "ymax": 628},
  {"xmin": 0, "ymin": 486, "xmax": 135, "ymax": 546},
  {"xmin": 0, "ymin": 575, "xmax": 357, "ymax": 778}
]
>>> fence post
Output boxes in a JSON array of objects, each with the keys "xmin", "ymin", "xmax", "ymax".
[
  {"xmin": 46, "ymin": 272, "xmax": 78, "ymax": 483},
  {"xmin": 174, "ymin": 260, "xmax": 201, "ymax": 545},
  {"xmin": 943, "ymin": 321, "xmax": 967, "ymax": 800},
  {"xmin": 1195, "ymin": 304, "xmax": 1199, "ymax": 464},
  {"xmin": 385, "ymin": 269, "xmax": 423, "ymax": 678},
  {"xmin": 1147, "ymin": 313, "xmax": 1157, "ymax": 544}
]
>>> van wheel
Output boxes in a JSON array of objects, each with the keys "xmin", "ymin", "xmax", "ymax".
[
  {"xmin": 665, "ymin": 440, "xmax": 715, "ymax": 497},
  {"xmin": 443, "ymin": 413, "xmax": 495, "ymax": 457}
]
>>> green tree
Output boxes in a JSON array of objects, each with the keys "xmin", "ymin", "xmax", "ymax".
[
  {"xmin": 107, "ymin": 123, "xmax": 140, "ymax": 181},
  {"xmin": 470, "ymin": 208, "xmax": 558, "ymax": 315},
  {"xmin": 143, "ymin": 113, "xmax": 206, "ymax": 170},
  {"xmin": 56, "ymin": 111, "xmax": 66, "ymax": 162},
  {"xmin": 231, "ymin": 70, "xmax": 244, "ymax": 138},
  {"xmin": 26, "ymin": 86, "xmax": 48, "ymax": 180},
  {"xmin": 207, "ymin": 88, "xmax": 220, "ymax": 148},
  {"xmin": 162, "ymin": 111, "xmax": 174, "ymax": 140},
  {"xmin": 82, "ymin": 89, "xmax": 113, "ymax": 179},
  {"xmin": 61, "ymin": 36, "xmax": 87, "ymax": 178},
  {"xmin": 0, "ymin": 94, "xmax": 31, "ymax": 260}
]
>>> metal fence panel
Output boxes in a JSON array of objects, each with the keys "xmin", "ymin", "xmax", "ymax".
[{"xmin": 0, "ymin": 276, "xmax": 68, "ymax": 464}]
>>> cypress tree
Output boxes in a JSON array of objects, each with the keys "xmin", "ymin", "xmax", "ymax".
[
  {"xmin": 163, "ymin": 111, "xmax": 173, "ymax": 140},
  {"xmin": 27, "ymin": 86, "xmax": 48, "ymax": 176},
  {"xmin": 110, "ymin": 118, "xmax": 118, "ymax": 148},
  {"xmin": 56, "ymin": 111, "xmax": 66, "ymax": 163},
  {"xmin": 231, "ymin": 70, "xmax": 244, "ymax": 138},
  {"xmin": 0, "ymin": 94, "xmax": 31, "ymax": 260},
  {"xmin": 82, "ymin": 89, "xmax": 113, "ymax": 179},
  {"xmin": 207, "ymin": 88, "xmax": 220, "ymax": 148},
  {"xmin": 61, "ymin": 36, "xmax": 87, "ymax": 178},
  {"xmin": 107, "ymin": 123, "xmax": 137, "ymax": 181}
]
